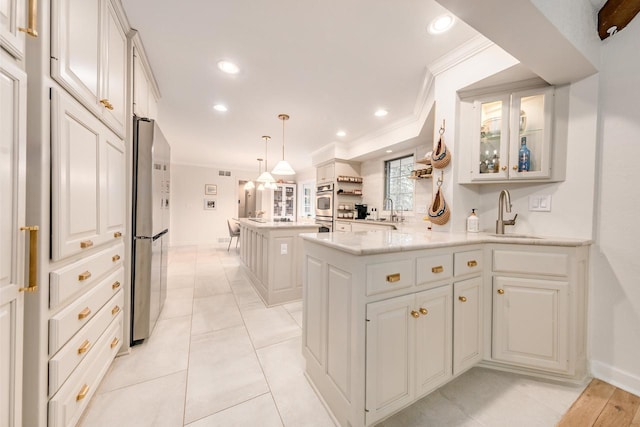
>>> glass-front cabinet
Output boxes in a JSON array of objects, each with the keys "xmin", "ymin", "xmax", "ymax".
[
  {"xmin": 471, "ymin": 87, "xmax": 554, "ymax": 182},
  {"xmin": 272, "ymin": 183, "xmax": 296, "ymax": 220}
]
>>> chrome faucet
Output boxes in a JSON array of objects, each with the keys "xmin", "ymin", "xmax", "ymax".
[
  {"xmin": 496, "ymin": 189, "xmax": 518, "ymax": 234},
  {"xmin": 384, "ymin": 197, "xmax": 395, "ymax": 222}
]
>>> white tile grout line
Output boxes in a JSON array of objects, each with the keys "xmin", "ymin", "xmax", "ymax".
[{"xmin": 180, "ymin": 245, "xmax": 199, "ymax": 427}]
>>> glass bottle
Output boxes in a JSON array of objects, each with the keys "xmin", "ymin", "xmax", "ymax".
[{"xmin": 518, "ymin": 137, "xmax": 531, "ymax": 172}]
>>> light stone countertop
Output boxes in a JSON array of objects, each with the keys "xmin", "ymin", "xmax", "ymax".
[
  {"xmin": 335, "ymin": 218, "xmax": 398, "ymax": 227},
  {"xmin": 300, "ymin": 230, "xmax": 592, "ymax": 255},
  {"xmin": 238, "ymin": 218, "xmax": 321, "ymax": 230}
]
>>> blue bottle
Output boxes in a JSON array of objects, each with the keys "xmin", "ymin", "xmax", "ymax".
[{"xmin": 518, "ymin": 136, "xmax": 530, "ymax": 172}]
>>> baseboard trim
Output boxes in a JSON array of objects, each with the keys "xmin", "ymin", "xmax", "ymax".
[{"xmin": 590, "ymin": 360, "xmax": 640, "ymax": 396}]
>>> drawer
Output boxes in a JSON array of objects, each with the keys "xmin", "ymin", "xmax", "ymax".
[
  {"xmin": 50, "ymin": 243, "xmax": 124, "ymax": 308},
  {"xmin": 366, "ymin": 259, "xmax": 414, "ymax": 295},
  {"xmin": 493, "ymin": 250, "xmax": 569, "ymax": 277},
  {"xmin": 454, "ymin": 250, "xmax": 483, "ymax": 277},
  {"xmin": 49, "ymin": 312, "xmax": 123, "ymax": 427},
  {"xmin": 416, "ymin": 253, "xmax": 453, "ymax": 285},
  {"xmin": 335, "ymin": 222, "xmax": 351, "ymax": 232},
  {"xmin": 49, "ymin": 288, "xmax": 123, "ymax": 396},
  {"xmin": 49, "ymin": 273, "xmax": 124, "ymax": 355}
]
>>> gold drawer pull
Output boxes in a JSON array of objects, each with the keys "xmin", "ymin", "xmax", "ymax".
[
  {"xmin": 467, "ymin": 260, "xmax": 478, "ymax": 267},
  {"xmin": 419, "ymin": 308, "xmax": 428, "ymax": 315},
  {"xmin": 459, "ymin": 296, "xmax": 467, "ymax": 303},
  {"xmin": 78, "ymin": 307, "xmax": 91, "ymax": 319},
  {"xmin": 386, "ymin": 273, "xmax": 400, "ymax": 283},
  {"xmin": 77, "ymin": 340, "xmax": 91, "ymax": 354},
  {"xmin": 111, "ymin": 305, "xmax": 120, "ymax": 315},
  {"xmin": 410, "ymin": 310, "xmax": 420, "ymax": 319},
  {"xmin": 78, "ymin": 271, "xmax": 91, "ymax": 281},
  {"xmin": 113, "ymin": 231, "xmax": 122, "ymax": 238},
  {"xmin": 100, "ymin": 99, "xmax": 114, "ymax": 110},
  {"xmin": 431, "ymin": 265, "xmax": 444, "ymax": 273},
  {"xmin": 497, "ymin": 289, "xmax": 505, "ymax": 295},
  {"xmin": 18, "ymin": 0, "xmax": 38, "ymax": 37},
  {"xmin": 76, "ymin": 384, "xmax": 89, "ymax": 401},
  {"xmin": 112, "ymin": 281, "xmax": 121, "ymax": 290},
  {"xmin": 112, "ymin": 254, "xmax": 121, "ymax": 262},
  {"xmin": 80, "ymin": 240, "xmax": 93, "ymax": 249},
  {"xmin": 110, "ymin": 337, "xmax": 120, "ymax": 349}
]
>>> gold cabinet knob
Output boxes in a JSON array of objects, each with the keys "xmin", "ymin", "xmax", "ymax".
[
  {"xmin": 111, "ymin": 305, "xmax": 120, "ymax": 315},
  {"xmin": 458, "ymin": 296, "xmax": 467, "ymax": 302},
  {"xmin": 78, "ymin": 271, "xmax": 92, "ymax": 281},
  {"xmin": 76, "ymin": 384, "xmax": 89, "ymax": 401},
  {"xmin": 113, "ymin": 231, "xmax": 122, "ymax": 238},
  {"xmin": 110, "ymin": 337, "xmax": 120, "ymax": 349},
  {"xmin": 513, "ymin": 165, "xmax": 518, "ymax": 170},
  {"xmin": 467, "ymin": 260, "xmax": 478, "ymax": 267},
  {"xmin": 112, "ymin": 254, "xmax": 121, "ymax": 262},
  {"xmin": 386, "ymin": 273, "xmax": 400, "ymax": 283},
  {"xmin": 431, "ymin": 265, "xmax": 444, "ymax": 273},
  {"xmin": 78, "ymin": 307, "xmax": 91, "ymax": 319},
  {"xmin": 501, "ymin": 166, "xmax": 507, "ymax": 171},
  {"xmin": 112, "ymin": 281, "xmax": 121, "ymax": 290},
  {"xmin": 80, "ymin": 240, "xmax": 93, "ymax": 249},
  {"xmin": 77, "ymin": 340, "xmax": 91, "ymax": 355},
  {"xmin": 100, "ymin": 99, "xmax": 114, "ymax": 110},
  {"xmin": 419, "ymin": 308, "xmax": 428, "ymax": 315},
  {"xmin": 497, "ymin": 289, "xmax": 505, "ymax": 295},
  {"xmin": 410, "ymin": 310, "xmax": 420, "ymax": 318}
]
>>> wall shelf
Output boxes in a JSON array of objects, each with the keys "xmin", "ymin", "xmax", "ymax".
[{"xmin": 415, "ymin": 157, "xmax": 432, "ymax": 165}]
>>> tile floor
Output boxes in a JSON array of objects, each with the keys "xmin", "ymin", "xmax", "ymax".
[{"xmin": 78, "ymin": 245, "xmax": 588, "ymax": 427}]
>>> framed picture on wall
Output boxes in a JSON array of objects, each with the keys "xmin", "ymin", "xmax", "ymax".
[
  {"xmin": 205, "ymin": 184, "xmax": 217, "ymax": 195},
  {"xmin": 204, "ymin": 199, "xmax": 217, "ymax": 210}
]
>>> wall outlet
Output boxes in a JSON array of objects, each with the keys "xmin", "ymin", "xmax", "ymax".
[
  {"xmin": 280, "ymin": 243, "xmax": 288, "ymax": 255},
  {"xmin": 529, "ymin": 195, "xmax": 552, "ymax": 212}
]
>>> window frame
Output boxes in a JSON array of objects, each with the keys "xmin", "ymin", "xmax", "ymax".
[{"xmin": 383, "ymin": 154, "xmax": 415, "ymax": 212}]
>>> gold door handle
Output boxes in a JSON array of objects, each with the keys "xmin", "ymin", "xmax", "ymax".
[
  {"xmin": 18, "ymin": 0, "xmax": 38, "ymax": 37},
  {"xmin": 77, "ymin": 340, "xmax": 91, "ymax": 354},
  {"xmin": 110, "ymin": 337, "xmax": 120, "ymax": 349},
  {"xmin": 497, "ymin": 289, "xmax": 505, "ymax": 295},
  {"xmin": 111, "ymin": 305, "xmax": 120, "ymax": 315},
  {"xmin": 501, "ymin": 166, "xmax": 507, "ymax": 171},
  {"xmin": 112, "ymin": 254, "xmax": 121, "ymax": 262},
  {"xmin": 78, "ymin": 307, "xmax": 91, "ymax": 320},
  {"xmin": 76, "ymin": 384, "xmax": 89, "ymax": 401},
  {"xmin": 80, "ymin": 240, "xmax": 93, "ymax": 249},
  {"xmin": 100, "ymin": 99, "xmax": 114, "ymax": 110},
  {"xmin": 112, "ymin": 281, "xmax": 121, "ymax": 290},
  {"xmin": 113, "ymin": 231, "xmax": 122, "ymax": 238},
  {"xmin": 78, "ymin": 271, "xmax": 91, "ymax": 281},
  {"xmin": 467, "ymin": 260, "xmax": 478, "ymax": 267},
  {"xmin": 19, "ymin": 226, "xmax": 39, "ymax": 293},
  {"xmin": 386, "ymin": 273, "xmax": 400, "ymax": 283},
  {"xmin": 459, "ymin": 296, "xmax": 467, "ymax": 302},
  {"xmin": 419, "ymin": 308, "xmax": 428, "ymax": 315},
  {"xmin": 410, "ymin": 310, "xmax": 420, "ymax": 318},
  {"xmin": 431, "ymin": 265, "xmax": 444, "ymax": 273}
]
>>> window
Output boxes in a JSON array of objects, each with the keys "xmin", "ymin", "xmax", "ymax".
[
  {"xmin": 299, "ymin": 182, "xmax": 315, "ymax": 218},
  {"xmin": 384, "ymin": 155, "xmax": 414, "ymax": 211}
]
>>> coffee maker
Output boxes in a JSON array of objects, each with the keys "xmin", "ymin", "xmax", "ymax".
[{"xmin": 355, "ymin": 204, "xmax": 368, "ymax": 220}]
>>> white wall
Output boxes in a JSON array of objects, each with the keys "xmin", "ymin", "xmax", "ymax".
[{"xmin": 589, "ymin": 17, "xmax": 640, "ymax": 395}]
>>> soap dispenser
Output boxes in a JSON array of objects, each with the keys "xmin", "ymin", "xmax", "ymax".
[{"xmin": 467, "ymin": 209, "xmax": 479, "ymax": 233}]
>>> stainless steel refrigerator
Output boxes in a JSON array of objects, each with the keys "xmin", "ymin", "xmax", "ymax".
[{"xmin": 131, "ymin": 117, "xmax": 171, "ymax": 344}]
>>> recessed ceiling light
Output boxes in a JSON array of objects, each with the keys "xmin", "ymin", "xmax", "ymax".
[
  {"xmin": 386, "ymin": 150, "xmax": 393, "ymax": 153},
  {"xmin": 217, "ymin": 60, "xmax": 240, "ymax": 74},
  {"xmin": 336, "ymin": 130, "xmax": 346, "ymax": 137},
  {"xmin": 213, "ymin": 104, "xmax": 228, "ymax": 112},
  {"xmin": 374, "ymin": 109, "xmax": 388, "ymax": 117},
  {"xmin": 429, "ymin": 14, "xmax": 455, "ymax": 34}
]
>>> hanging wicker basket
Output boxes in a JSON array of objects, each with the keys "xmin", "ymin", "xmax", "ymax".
[
  {"xmin": 431, "ymin": 135, "xmax": 451, "ymax": 169},
  {"xmin": 425, "ymin": 186, "xmax": 450, "ymax": 225}
]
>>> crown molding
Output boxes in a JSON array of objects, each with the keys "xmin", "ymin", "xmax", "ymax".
[{"xmin": 428, "ymin": 34, "xmax": 495, "ymax": 76}]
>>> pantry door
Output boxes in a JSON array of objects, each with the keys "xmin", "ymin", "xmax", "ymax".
[{"xmin": 0, "ymin": 51, "xmax": 27, "ymax": 427}]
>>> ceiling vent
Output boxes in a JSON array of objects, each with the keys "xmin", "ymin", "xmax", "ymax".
[{"xmin": 218, "ymin": 170, "xmax": 231, "ymax": 177}]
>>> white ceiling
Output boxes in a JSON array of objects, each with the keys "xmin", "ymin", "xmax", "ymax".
[{"xmin": 121, "ymin": 0, "xmax": 480, "ymax": 173}]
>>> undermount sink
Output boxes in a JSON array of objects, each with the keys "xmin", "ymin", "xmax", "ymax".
[{"xmin": 488, "ymin": 233, "xmax": 543, "ymax": 239}]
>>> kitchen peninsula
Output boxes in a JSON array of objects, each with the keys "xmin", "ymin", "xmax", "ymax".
[
  {"xmin": 301, "ymin": 230, "xmax": 590, "ymax": 427},
  {"xmin": 239, "ymin": 219, "xmax": 320, "ymax": 306}
]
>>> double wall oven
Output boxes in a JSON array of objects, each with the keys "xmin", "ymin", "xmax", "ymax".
[{"xmin": 315, "ymin": 183, "xmax": 333, "ymax": 232}]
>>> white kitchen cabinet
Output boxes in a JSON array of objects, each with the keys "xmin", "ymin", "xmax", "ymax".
[
  {"xmin": 271, "ymin": 183, "xmax": 296, "ymax": 220},
  {"xmin": 335, "ymin": 221, "xmax": 351, "ymax": 232},
  {"xmin": 316, "ymin": 162, "xmax": 335, "ymax": 184},
  {"xmin": 51, "ymin": 0, "xmax": 128, "ymax": 137},
  {"xmin": 453, "ymin": 276, "xmax": 483, "ymax": 375},
  {"xmin": 350, "ymin": 221, "xmax": 395, "ymax": 232},
  {"xmin": 132, "ymin": 39, "xmax": 160, "ymax": 120},
  {"xmin": 51, "ymin": 89, "xmax": 125, "ymax": 261},
  {"xmin": 316, "ymin": 159, "xmax": 361, "ymax": 185},
  {"xmin": 0, "ymin": 0, "xmax": 26, "ymax": 59}
]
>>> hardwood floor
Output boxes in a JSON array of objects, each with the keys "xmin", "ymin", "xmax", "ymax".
[{"xmin": 558, "ymin": 379, "xmax": 640, "ymax": 427}]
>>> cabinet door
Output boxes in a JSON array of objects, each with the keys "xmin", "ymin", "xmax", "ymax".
[
  {"xmin": 471, "ymin": 95, "xmax": 510, "ymax": 181},
  {"xmin": 103, "ymin": 130, "xmax": 125, "ymax": 239},
  {"xmin": 453, "ymin": 276, "xmax": 483, "ymax": 375},
  {"xmin": 303, "ymin": 255, "xmax": 324, "ymax": 366},
  {"xmin": 101, "ymin": 0, "xmax": 127, "ymax": 136},
  {"xmin": 0, "ymin": 52, "xmax": 26, "ymax": 427},
  {"xmin": 316, "ymin": 163, "xmax": 334, "ymax": 184},
  {"xmin": 415, "ymin": 285, "xmax": 452, "ymax": 398},
  {"xmin": 0, "ymin": 0, "xmax": 26, "ymax": 59},
  {"xmin": 133, "ymin": 48, "xmax": 149, "ymax": 118},
  {"xmin": 365, "ymin": 294, "xmax": 415, "ymax": 425},
  {"xmin": 492, "ymin": 276, "xmax": 569, "ymax": 372}
]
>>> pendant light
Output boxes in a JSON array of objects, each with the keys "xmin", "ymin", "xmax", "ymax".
[
  {"xmin": 256, "ymin": 136, "xmax": 276, "ymax": 184},
  {"xmin": 245, "ymin": 158, "xmax": 263, "ymax": 190},
  {"xmin": 271, "ymin": 113, "xmax": 296, "ymax": 175},
  {"xmin": 256, "ymin": 158, "xmax": 265, "ymax": 191}
]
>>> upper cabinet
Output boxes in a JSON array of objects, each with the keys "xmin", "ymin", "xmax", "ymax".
[
  {"xmin": 132, "ymin": 33, "xmax": 160, "ymax": 120},
  {"xmin": 0, "ymin": 0, "xmax": 26, "ymax": 59},
  {"xmin": 458, "ymin": 82, "xmax": 568, "ymax": 184},
  {"xmin": 51, "ymin": 0, "xmax": 127, "ymax": 138}
]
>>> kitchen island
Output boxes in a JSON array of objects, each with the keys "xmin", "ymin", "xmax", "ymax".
[
  {"xmin": 300, "ymin": 230, "xmax": 590, "ymax": 427},
  {"xmin": 239, "ymin": 219, "xmax": 320, "ymax": 306}
]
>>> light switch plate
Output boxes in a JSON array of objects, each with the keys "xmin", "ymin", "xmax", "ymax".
[
  {"xmin": 280, "ymin": 243, "xmax": 288, "ymax": 255},
  {"xmin": 529, "ymin": 195, "xmax": 552, "ymax": 212}
]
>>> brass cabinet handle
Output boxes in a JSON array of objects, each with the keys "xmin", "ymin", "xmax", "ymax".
[
  {"xmin": 459, "ymin": 296, "xmax": 467, "ymax": 302},
  {"xmin": 501, "ymin": 166, "xmax": 507, "ymax": 171},
  {"xmin": 111, "ymin": 305, "xmax": 120, "ymax": 315},
  {"xmin": 76, "ymin": 384, "xmax": 89, "ymax": 401},
  {"xmin": 100, "ymin": 99, "xmax": 114, "ymax": 110},
  {"xmin": 386, "ymin": 273, "xmax": 400, "ymax": 283},
  {"xmin": 78, "ymin": 271, "xmax": 91, "ymax": 281},
  {"xmin": 410, "ymin": 310, "xmax": 420, "ymax": 318},
  {"xmin": 112, "ymin": 281, "xmax": 121, "ymax": 290},
  {"xmin": 77, "ymin": 340, "xmax": 91, "ymax": 355},
  {"xmin": 80, "ymin": 240, "xmax": 93, "ymax": 249},
  {"xmin": 112, "ymin": 254, "xmax": 121, "ymax": 262},
  {"xmin": 18, "ymin": 0, "xmax": 38, "ymax": 37},
  {"xmin": 110, "ymin": 337, "xmax": 120, "ymax": 349},
  {"xmin": 78, "ymin": 307, "xmax": 91, "ymax": 319},
  {"xmin": 431, "ymin": 265, "xmax": 444, "ymax": 274},
  {"xmin": 419, "ymin": 308, "xmax": 428, "ymax": 315},
  {"xmin": 19, "ymin": 226, "xmax": 39, "ymax": 293},
  {"xmin": 513, "ymin": 165, "xmax": 518, "ymax": 170},
  {"xmin": 467, "ymin": 260, "xmax": 478, "ymax": 267},
  {"xmin": 497, "ymin": 289, "xmax": 505, "ymax": 295},
  {"xmin": 113, "ymin": 231, "xmax": 122, "ymax": 238}
]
